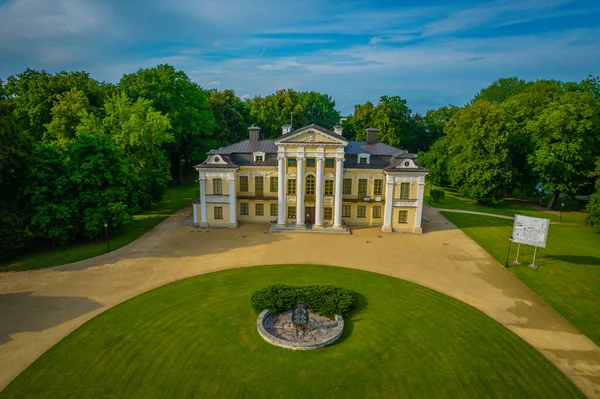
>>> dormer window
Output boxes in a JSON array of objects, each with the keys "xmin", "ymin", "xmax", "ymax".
[
  {"xmin": 215, "ymin": 156, "xmax": 221, "ymax": 163},
  {"xmin": 359, "ymin": 157, "xmax": 367, "ymax": 164},
  {"xmin": 253, "ymin": 152, "xmax": 266, "ymax": 163},
  {"xmin": 404, "ymin": 161, "xmax": 410, "ymax": 167},
  {"xmin": 358, "ymin": 153, "xmax": 370, "ymax": 165}
]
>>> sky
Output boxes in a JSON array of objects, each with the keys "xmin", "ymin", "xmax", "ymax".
[{"xmin": 0, "ymin": 0, "xmax": 599, "ymax": 115}]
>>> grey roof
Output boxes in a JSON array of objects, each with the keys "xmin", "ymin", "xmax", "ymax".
[{"xmin": 196, "ymin": 124, "xmax": 427, "ymax": 173}]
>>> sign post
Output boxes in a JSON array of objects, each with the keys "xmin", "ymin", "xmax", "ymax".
[{"xmin": 511, "ymin": 215, "xmax": 550, "ymax": 270}]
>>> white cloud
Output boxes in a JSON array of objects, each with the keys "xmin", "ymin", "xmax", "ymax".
[{"xmin": 208, "ymin": 80, "xmax": 221, "ymax": 87}]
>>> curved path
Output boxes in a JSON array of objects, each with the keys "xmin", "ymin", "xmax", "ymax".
[
  {"xmin": 0, "ymin": 205, "xmax": 599, "ymax": 397},
  {"xmin": 435, "ymin": 208, "xmax": 515, "ymax": 220}
]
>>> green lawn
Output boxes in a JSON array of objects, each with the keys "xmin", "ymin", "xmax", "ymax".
[
  {"xmin": 442, "ymin": 212, "xmax": 600, "ymax": 346},
  {"xmin": 0, "ymin": 265, "xmax": 582, "ymax": 399},
  {"xmin": 0, "ymin": 179, "xmax": 198, "ymax": 272},
  {"xmin": 426, "ymin": 186, "xmax": 588, "ymax": 224}
]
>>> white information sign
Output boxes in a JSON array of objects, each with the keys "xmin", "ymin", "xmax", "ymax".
[{"xmin": 512, "ymin": 215, "xmax": 550, "ymax": 248}]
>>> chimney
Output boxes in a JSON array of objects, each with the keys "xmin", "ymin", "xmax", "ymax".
[
  {"xmin": 248, "ymin": 126, "xmax": 261, "ymax": 143},
  {"xmin": 333, "ymin": 125, "xmax": 343, "ymax": 135},
  {"xmin": 366, "ymin": 128, "xmax": 378, "ymax": 144},
  {"xmin": 281, "ymin": 124, "xmax": 293, "ymax": 135}
]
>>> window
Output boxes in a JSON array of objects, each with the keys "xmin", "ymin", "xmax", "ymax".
[
  {"xmin": 404, "ymin": 161, "xmax": 410, "ymax": 167},
  {"xmin": 359, "ymin": 156, "xmax": 368, "ymax": 164},
  {"xmin": 288, "ymin": 206, "xmax": 296, "ymax": 219},
  {"xmin": 288, "ymin": 158, "xmax": 297, "ymax": 167},
  {"xmin": 270, "ymin": 203, "xmax": 278, "ymax": 216},
  {"xmin": 373, "ymin": 206, "xmax": 381, "ymax": 218},
  {"xmin": 398, "ymin": 210, "xmax": 408, "ymax": 223},
  {"xmin": 324, "ymin": 207, "xmax": 333, "ymax": 220},
  {"xmin": 255, "ymin": 155, "xmax": 264, "ymax": 162},
  {"xmin": 214, "ymin": 206, "xmax": 223, "ymax": 219},
  {"xmin": 213, "ymin": 179, "xmax": 222, "ymax": 195},
  {"xmin": 239, "ymin": 176, "xmax": 248, "ymax": 192},
  {"xmin": 270, "ymin": 177, "xmax": 278, "ymax": 193},
  {"xmin": 255, "ymin": 176, "xmax": 264, "ymax": 196},
  {"xmin": 255, "ymin": 203, "xmax": 264, "ymax": 216},
  {"xmin": 358, "ymin": 179, "xmax": 368, "ymax": 197},
  {"xmin": 400, "ymin": 183, "xmax": 410, "ymax": 199},
  {"xmin": 287, "ymin": 179, "xmax": 296, "ymax": 195},
  {"xmin": 240, "ymin": 203, "xmax": 249, "ymax": 215},
  {"xmin": 343, "ymin": 178, "xmax": 352, "ymax": 194},
  {"xmin": 306, "ymin": 158, "xmax": 315, "ymax": 167},
  {"xmin": 373, "ymin": 179, "xmax": 383, "ymax": 195},
  {"xmin": 342, "ymin": 205, "xmax": 351, "ymax": 217},
  {"xmin": 357, "ymin": 205, "xmax": 366, "ymax": 218},
  {"xmin": 325, "ymin": 159, "xmax": 334, "ymax": 168},
  {"xmin": 306, "ymin": 175, "xmax": 315, "ymax": 195},
  {"xmin": 324, "ymin": 180, "xmax": 334, "ymax": 196}
]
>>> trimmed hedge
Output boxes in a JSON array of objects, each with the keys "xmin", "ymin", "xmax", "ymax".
[
  {"xmin": 251, "ymin": 284, "xmax": 357, "ymax": 318},
  {"xmin": 430, "ymin": 188, "xmax": 446, "ymax": 203}
]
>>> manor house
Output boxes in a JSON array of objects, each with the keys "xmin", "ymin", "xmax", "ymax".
[{"xmin": 192, "ymin": 124, "xmax": 428, "ymax": 233}]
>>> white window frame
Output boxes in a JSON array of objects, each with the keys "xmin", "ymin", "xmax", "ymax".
[
  {"xmin": 358, "ymin": 153, "xmax": 370, "ymax": 165},
  {"xmin": 253, "ymin": 152, "xmax": 266, "ymax": 162}
]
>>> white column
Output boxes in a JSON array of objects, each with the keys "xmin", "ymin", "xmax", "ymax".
[
  {"xmin": 333, "ymin": 157, "xmax": 344, "ymax": 228},
  {"xmin": 277, "ymin": 156, "xmax": 286, "ymax": 227},
  {"xmin": 314, "ymin": 157, "xmax": 324, "ymax": 228},
  {"xmin": 229, "ymin": 178, "xmax": 237, "ymax": 227},
  {"xmin": 199, "ymin": 178, "xmax": 207, "ymax": 227},
  {"xmin": 382, "ymin": 175, "xmax": 394, "ymax": 233},
  {"xmin": 414, "ymin": 181, "xmax": 425, "ymax": 233},
  {"xmin": 296, "ymin": 157, "xmax": 305, "ymax": 227}
]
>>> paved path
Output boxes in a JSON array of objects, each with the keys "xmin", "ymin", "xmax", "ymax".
[
  {"xmin": 435, "ymin": 208, "xmax": 515, "ymax": 220},
  {"xmin": 0, "ymin": 205, "xmax": 599, "ymax": 397}
]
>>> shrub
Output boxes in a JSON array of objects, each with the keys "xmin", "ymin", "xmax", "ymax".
[
  {"xmin": 251, "ymin": 284, "xmax": 357, "ymax": 318},
  {"xmin": 430, "ymin": 188, "xmax": 446, "ymax": 203}
]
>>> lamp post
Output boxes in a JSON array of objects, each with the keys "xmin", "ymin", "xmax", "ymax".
[
  {"xmin": 505, "ymin": 236, "xmax": 513, "ymax": 267},
  {"xmin": 104, "ymin": 222, "xmax": 110, "ymax": 252},
  {"xmin": 559, "ymin": 202, "xmax": 565, "ymax": 222}
]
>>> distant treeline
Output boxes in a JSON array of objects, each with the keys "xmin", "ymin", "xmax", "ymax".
[{"xmin": 1, "ymin": 65, "xmax": 599, "ymax": 258}]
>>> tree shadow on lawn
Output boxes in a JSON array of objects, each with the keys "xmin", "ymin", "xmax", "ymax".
[
  {"xmin": 332, "ymin": 292, "xmax": 368, "ymax": 346},
  {"xmin": 545, "ymin": 255, "xmax": 600, "ymax": 266}
]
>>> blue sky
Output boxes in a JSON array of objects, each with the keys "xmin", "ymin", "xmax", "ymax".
[{"xmin": 0, "ymin": 0, "xmax": 599, "ymax": 114}]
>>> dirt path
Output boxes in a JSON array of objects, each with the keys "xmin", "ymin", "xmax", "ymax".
[{"xmin": 1, "ymin": 205, "xmax": 599, "ymax": 397}]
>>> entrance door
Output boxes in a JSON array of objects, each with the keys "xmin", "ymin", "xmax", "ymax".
[{"xmin": 305, "ymin": 207, "xmax": 315, "ymax": 225}]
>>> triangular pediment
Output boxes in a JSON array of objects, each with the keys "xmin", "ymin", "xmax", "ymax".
[{"xmin": 274, "ymin": 124, "xmax": 348, "ymax": 146}]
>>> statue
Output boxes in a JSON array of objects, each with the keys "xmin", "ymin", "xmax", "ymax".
[{"xmin": 291, "ymin": 302, "xmax": 309, "ymax": 335}]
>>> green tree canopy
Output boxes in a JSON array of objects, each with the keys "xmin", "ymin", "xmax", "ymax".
[
  {"xmin": 118, "ymin": 64, "xmax": 214, "ymax": 183},
  {"xmin": 248, "ymin": 89, "xmax": 307, "ymax": 138},
  {"xmin": 528, "ymin": 91, "xmax": 600, "ymax": 208},
  {"xmin": 445, "ymin": 100, "xmax": 515, "ymax": 204},
  {"xmin": 44, "ymin": 88, "xmax": 93, "ymax": 146},
  {"xmin": 208, "ymin": 89, "xmax": 251, "ymax": 146},
  {"xmin": 297, "ymin": 91, "xmax": 341, "ymax": 128}
]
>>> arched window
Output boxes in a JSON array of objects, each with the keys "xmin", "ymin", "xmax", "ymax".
[{"xmin": 306, "ymin": 175, "xmax": 315, "ymax": 195}]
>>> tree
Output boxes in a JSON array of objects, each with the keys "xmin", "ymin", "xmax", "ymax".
[
  {"xmin": 208, "ymin": 89, "xmax": 251, "ymax": 146},
  {"xmin": 69, "ymin": 132, "xmax": 137, "ymax": 237},
  {"xmin": 473, "ymin": 77, "xmax": 531, "ymax": 104},
  {"xmin": 99, "ymin": 92, "xmax": 173, "ymax": 206},
  {"xmin": 528, "ymin": 92, "xmax": 600, "ymax": 209},
  {"xmin": 5, "ymin": 69, "xmax": 107, "ymax": 141},
  {"xmin": 119, "ymin": 64, "xmax": 214, "ymax": 183},
  {"xmin": 44, "ymin": 88, "xmax": 92, "ymax": 146},
  {"xmin": 346, "ymin": 96, "xmax": 414, "ymax": 149},
  {"xmin": 24, "ymin": 143, "xmax": 78, "ymax": 244},
  {"xmin": 248, "ymin": 89, "xmax": 307, "ymax": 138},
  {"xmin": 297, "ymin": 91, "xmax": 341, "ymax": 128},
  {"xmin": 585, "ymin": 158, "xmax": 600, "ymax": 230},
  {"xmin": 418, "ymin": 138, "xmax": 451, "ymax": 186},
  {"xmin": 446, "ymin": 100, "xmax": 515, "ymax": 204}
]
